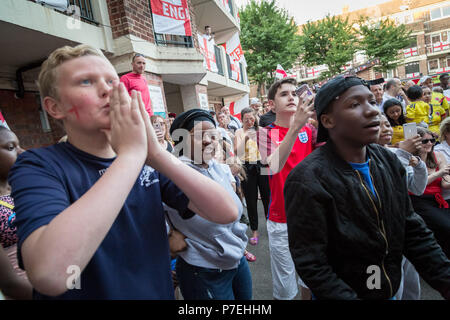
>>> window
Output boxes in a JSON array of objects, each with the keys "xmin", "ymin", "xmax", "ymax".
[
  {"xmin": 432, "ymin": 34, "xmax": 441, "ymax": 43},
  {"xmin": 405, "ymin": 37, "xmax": 417, "ymax": 48},
  {"xmin": 443, "ymin": 5, "xmax": 450, "ymax": 17},
  {"xmin": 431, "ymin": 8, "xmax": 442, "ymax": 20},
  {"xmin": 428, "ymin": 59, "xmax": 439, "ymax": 71},
  {"xmin": 404, "ymin": 14, "xmax": 412, "ymax": 24},
  {"xmin": 405, "ymin": 62, "xmax": 420, "ymax": 74}
]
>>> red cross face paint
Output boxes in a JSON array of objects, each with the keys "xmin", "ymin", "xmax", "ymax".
[
  {"xmin": 55, "ymin": 55, "xmax": 118, "ymax": 131},
  {"xmin": 68, "ymin": 106, "xmax": 81, "ymax": 120}
]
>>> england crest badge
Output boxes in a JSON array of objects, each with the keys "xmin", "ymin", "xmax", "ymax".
[{"xmin": 298, "ymin": 131, "xmax": 309, "ymax": 143}]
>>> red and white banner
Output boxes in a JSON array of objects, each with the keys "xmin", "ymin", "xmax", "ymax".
[
  {"xmin": 228, "ymin": 94, "xmax": 249, "ymax": 119},
  {"xmin": 0, "ymin": 110, "xmax": 9, "ymax": 129},
  {"xmin": 229, "ymin": 56, "xmax": 241, "ymax": 82},
  {"xmin": 198, "ymin": 34, "xmax": 218, "ymax": 73},
  {"xmin": 223, "ymin": 32, "xmax": 245, "ymax": 65},
  {"xmin": 275, "ymin": 64, "xmax": 288, "ymax": 79},
  {"xmin": 403, "ymin": 47, "xmax": 418, "ymax": 58},
  {"xmin": 406, "ymin": 72, "xmax": 420, "ymax": 79},
  {"xmin": 432, "ymin": 41, "xmax": 449, "ymax": 52},
  {"xmin": 150, "ymin": 0, "xmax": 192, "ymax": 36},
  {"xmin": 222, "ymin": 0, "xmax": 232, "ymax": 15}
]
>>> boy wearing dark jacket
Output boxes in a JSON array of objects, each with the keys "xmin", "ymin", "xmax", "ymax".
[{"xmin": 284, "ymin": 76, "xmax": 450, "ymax": 300}]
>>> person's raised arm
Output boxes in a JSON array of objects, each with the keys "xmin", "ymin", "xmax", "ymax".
[
  {"xmin": 19, "ymin": 83, "xmax": 148, "ymax": 296},
  {"xmin": 260, "ymin": 96, "xmax": 314, "ymax": 174}
]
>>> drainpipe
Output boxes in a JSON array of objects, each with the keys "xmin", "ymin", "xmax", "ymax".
[{"xmin": 15, "ymin": 60, "xmax": 44, "ymax": 99}]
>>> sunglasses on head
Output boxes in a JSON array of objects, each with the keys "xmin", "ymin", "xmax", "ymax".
[{"xmin": 422, "ymin": 138, "xmax": 436, "ymax": 144}]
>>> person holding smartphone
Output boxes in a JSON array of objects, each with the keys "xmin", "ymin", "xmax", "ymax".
[
  {"xmin": 151, "ymin": 115, "xmax": 173, "ymax": 153},
  {"xmin": 410, "ymin": 127, "xmax": 450, "ymax": 258}
]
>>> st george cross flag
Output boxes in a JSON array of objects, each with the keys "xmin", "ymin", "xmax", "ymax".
[
  {"xmin": 197, "ymin": 33, "xmax": 218, "ymax": 73},
  {"xmin": 228, "ymin": 94, "xmax": 249, "ymax": 120},
  {"xmin": 275, "ymin": 64, "xmax": 288, "ymax": 79},
  {"xmin": 150, "ymin": 0, "xmax": 192, "ymax": 36},
  {"xmin": 0, "ymin": 110, "xmax": 10, "ymax": 129}
]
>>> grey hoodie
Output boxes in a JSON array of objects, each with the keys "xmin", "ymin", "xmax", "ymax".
[{"xmin": 165, "ymin": 157, "xmax": 248, "ymax": 270}]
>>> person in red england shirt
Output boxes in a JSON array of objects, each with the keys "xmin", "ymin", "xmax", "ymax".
[
  {"xmin": 257, "ymin": 78, "xmax": 315, "ymax": 300},
  {"xmin": 120, "ymin": 53, "xmax": 153, "ymax": 117}
]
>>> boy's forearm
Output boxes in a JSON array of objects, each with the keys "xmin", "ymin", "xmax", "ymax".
[
  {"xmin": 149, "ymin": 151, "xmax": 238, "ymax": 224},
  {"xmin": 21, "ymin": 153, "xmax": 145, "ymax": 296}
]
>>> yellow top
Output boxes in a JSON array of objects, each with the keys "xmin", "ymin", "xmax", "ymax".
[
  {"xmin": 406, "ymin": 100, "xmax": 445, "ymax": 135},
  {"xmin": 235, "ymin": 128, "xmax": 261, "ymax": 162},
  {"xmin": 243, "ymin": 139, "xmax": 261, "ymax": 162},
  {"xmin": 431, "ymin": 91, "xmax": 449, "ymax": 111},
  {"xmin": 391, "ymin": 125, "xmax": 404, "ymax": 145}
]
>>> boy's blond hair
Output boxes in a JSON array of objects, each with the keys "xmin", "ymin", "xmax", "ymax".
[{"xmin": 37, "ymin": 44, "xmax": 107, "ymax": 100}]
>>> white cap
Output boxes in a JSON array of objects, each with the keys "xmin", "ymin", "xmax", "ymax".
[
  {"xmin": 250, "ymin": 97, "xmax": 260, "ymax": 105},
  {"xmin": 418, "ymin": 75, "xmax": 432, "ymax": 85}
]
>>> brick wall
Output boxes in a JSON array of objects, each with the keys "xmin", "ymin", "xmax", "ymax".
[
  {"xmin": 187, "ymin": 0, "xmax": 200, "ymax": 50},
  {"xmin": 107, "ymin": 0, "xmax": 155, "ymax": 43},
  {"xmin": 107, "ymin": 0, "xmax": 199, "ymax": 49},
  {"xmin": 0, "ymin": 90, "xmax": 65, "ymax": 149},
  {"xmin": 427, "ymin": 17, "xmax": 450, "ymax": 34}
]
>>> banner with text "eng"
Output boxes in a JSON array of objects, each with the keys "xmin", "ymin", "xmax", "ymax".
[{"xmin": 150, "ymin": 0, "xmax": 192, "ymax": 36}]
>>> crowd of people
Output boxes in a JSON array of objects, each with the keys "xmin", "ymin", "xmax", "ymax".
[{"xmin": 0, "ymin": 43, "xmax": 449, "ymax": 300}]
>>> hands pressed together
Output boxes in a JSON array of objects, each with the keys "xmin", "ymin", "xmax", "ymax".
[{"xmin": 102, "ymin": 82, "xmax": 164, "ymax": 166}]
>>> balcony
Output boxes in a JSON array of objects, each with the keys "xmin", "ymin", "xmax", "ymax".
[
  {"xmin": 426, "ymin": 41, "xmax": 450, "ymax": 55},
  {"xmin": 28, "ymin": 0, "xmax": 99, "ymax": 25},
  {"xmin": 155, "ymin": 33, "xmax": 194, "ymax": 48},
  {"xmin": 0, "ymin": 0, "xmax": 113, "ymax": 81},
  {"xmin": 403, "ymin": 47, "xmax": 419, "ymax": 58},
  {"xmin": 198, "ymin": 43, "xmax": 248, "ymax": 97},
  {"xmin": 191, "ymin": 0, "xmax": 239, "ymax": 44}
]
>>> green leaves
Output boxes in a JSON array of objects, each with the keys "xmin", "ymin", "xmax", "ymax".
[
  {"xmin": 299, "ymin": 15, "xmax": 357, "ymax": 79},
  {"xmin": 240, "ymin": 0, "xmax": 302, "ymax": 88},
  {"xmin": 240, "ymin": 1, "xmax": 412, "ymax": 86},
  {"xmin": 298, "ymin": 15, "xmax": 411, "ymax": 78},
  {"xmin": 356, "ymin": 17, "xmax": 411, "ymax": 72}
]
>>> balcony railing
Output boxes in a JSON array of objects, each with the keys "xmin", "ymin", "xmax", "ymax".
[
  {"xmin": 155, "ymin": 33, "xmax": 194, "ymax": 48},
  {"xmin": 226, "ymin": 54, "xmax": 244, "ymax": 83},
  {"xmin": 69, "ymin": 0, "xmax": 96, "ymax": 24},
  {"xmin": 29, "ymin": 0, "xmax": 98, "ymax": 25},
  {"xmin": 403, "ymin": 47, "xmax": 419, "ymax": 58},
  {"xmin": 426, "ymin": 41, "xmax": 450, "ymax": 54},
  {"xmin": 214, "ymin": 45, "xmax": 224, "ymax": 76},
  {"xmin": 218, "ymin": 0, "xmax": 234, "ymax": 17}
]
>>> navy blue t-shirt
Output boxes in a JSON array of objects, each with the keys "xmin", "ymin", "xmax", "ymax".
[{"xmin": 9, "ymin": 142, "xmax": 190, "ymax": 300}]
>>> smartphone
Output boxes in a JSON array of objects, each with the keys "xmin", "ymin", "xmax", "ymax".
[
  {"xmin": 403, "ymin": 122, "xmax": 417, "ymax": 139},
  {"xmin": 152, "ymin": 122, "xmax": 162, "ymax": 131},
  {"xmin": 295, "ymin": 84, "xmax": 313, "ymax": 98}
]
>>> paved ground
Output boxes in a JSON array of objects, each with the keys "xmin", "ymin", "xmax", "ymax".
[{"xmin": 245, "ymin": 200, "xmax": 443, "ymax": 300}]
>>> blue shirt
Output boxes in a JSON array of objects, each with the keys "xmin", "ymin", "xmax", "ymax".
[
  {"xmin": 349, "ymin": 159, "xmax": 376, "ymax": 197},
  {"xmin": 9, "ymin": 142, "xmax": 191, "ymax": 300}
]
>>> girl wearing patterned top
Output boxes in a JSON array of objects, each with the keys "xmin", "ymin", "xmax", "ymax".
[{"xmin": 0, "ymin": 127, "xmax": 32, "ymax": 299}]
